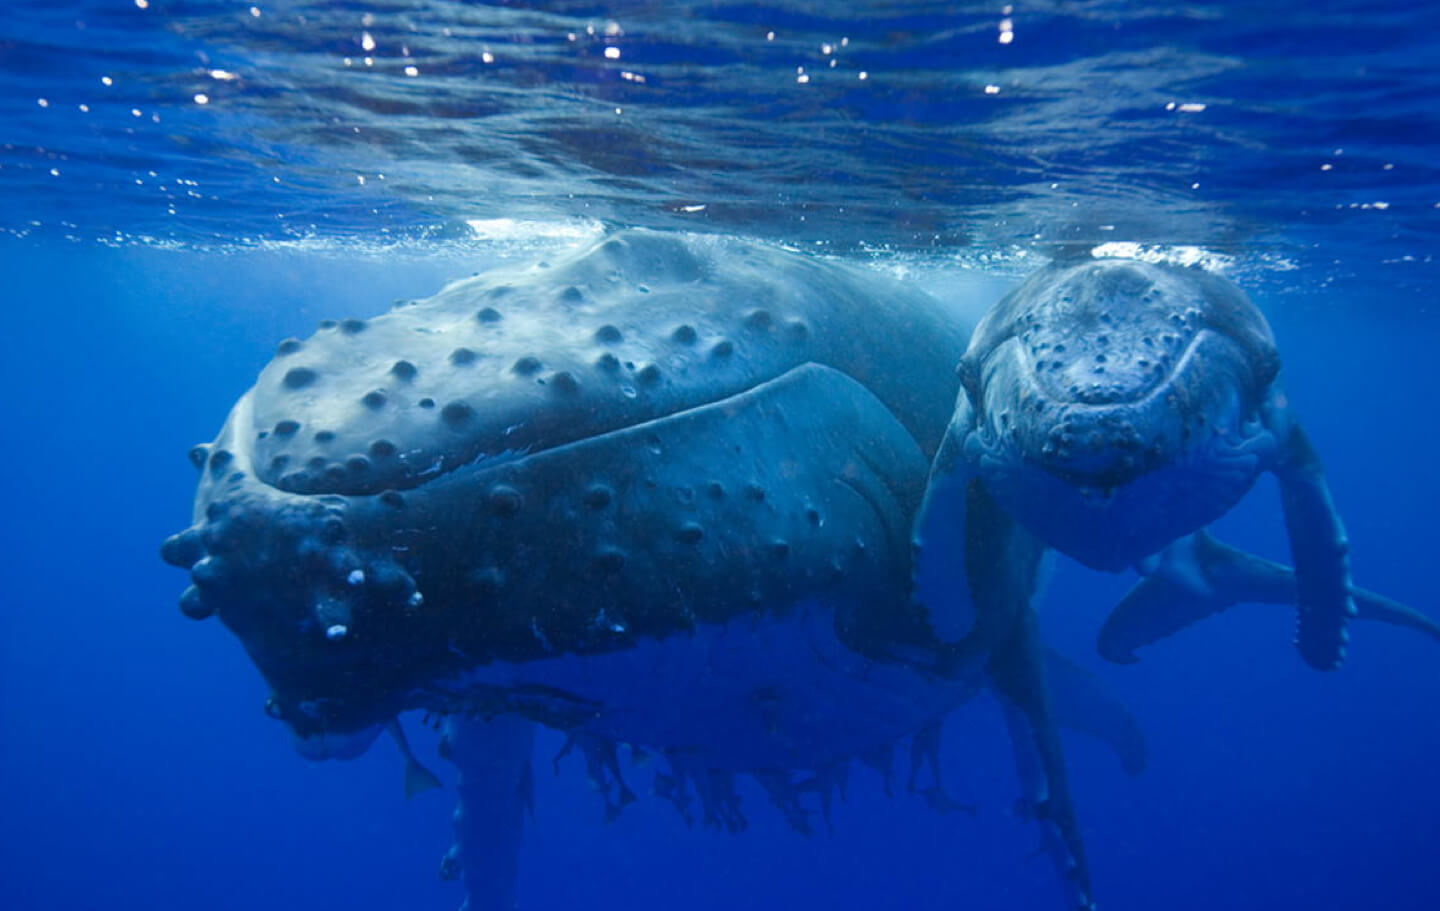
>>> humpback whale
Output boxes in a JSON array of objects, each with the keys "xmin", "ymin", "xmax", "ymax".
[
  {"xmin": 930, "ymin": 255, "xmax": 1440, "ymax": 667},
  {"xmin": 160, "ymin": 233, "xmax": 1434, "ymax": 910}
]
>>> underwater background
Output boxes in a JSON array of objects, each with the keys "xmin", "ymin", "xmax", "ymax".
[{"xmin": 1, "ymin": 2, "xmax": 1437, "ymax": 910}]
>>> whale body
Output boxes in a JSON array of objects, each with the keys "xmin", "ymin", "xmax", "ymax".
[{"xmin": 938, "ymin": 256, "xmax": 1440, "ymax": 667}]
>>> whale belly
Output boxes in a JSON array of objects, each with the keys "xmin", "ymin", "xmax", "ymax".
[{"xmin": 442, "ymin": 600, "xmax": 977, "ymax": 770}]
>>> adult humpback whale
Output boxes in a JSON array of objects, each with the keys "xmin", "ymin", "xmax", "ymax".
[
  {"xmin": 929, "ymin": 255, "xmax": 1440, "ymax": 668},
  {"xmin": 160, "ymin": 232, "xmax": 1431, "ymax": 910}
]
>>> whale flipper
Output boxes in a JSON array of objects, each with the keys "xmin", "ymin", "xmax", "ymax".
[
  {"xmin": 993, "ymin": 627, "xmax": 1095, "ymax": 911},
  {"xmin": 913, "ymin": 415, "xmax": 1097, "ymax": 908},
  {"xmin": 963, "ymin": 481, "xmax": 1095, "ymax": 910},
  {"xmin": 911, "ymin": 403, "xmax": 982, "ymax": 646},
  {"xmin": 440, "ymin": 716, "xmax": 535, "ymax": 911},
  {"xmin": 1045, "ymin": 648, "xmax": 1147, "ymax": 777},
  {"xmin": 1098, "ymin": 531, "xmax": 1440, "ymax": 664},
  {"xmin": 1271, "ymin": 419, "xmax": 1357, "ymax": 670},
  {"xmin": 389, "ymin": 720, "xmax": 443, "ymax": 798}
]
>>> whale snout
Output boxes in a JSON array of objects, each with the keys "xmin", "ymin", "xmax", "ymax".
[{"xmin": 1033, "ymin": 410, "xmax": 1157, "ymax": 491}]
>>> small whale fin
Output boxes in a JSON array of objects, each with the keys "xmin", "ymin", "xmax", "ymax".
[
  {"xmin": 1045, "ymin": 647, "xmax": 1148, "ymax": 777},
  {"xmin": 389, "ymin": 720, "xmax": 442, "ymax": 798},
  {"xmin": 1098, "ymin": 531, "xmax": 1440, "ymax": 664}
]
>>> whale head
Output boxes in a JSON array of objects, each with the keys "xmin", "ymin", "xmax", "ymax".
[
  {"xmin": 955, "ymin": 258, "xmax": 1282, "ymax": 570},
  {"xmin": 159, "ymin": 230, "xmax": 964, "ymax": 749},
  {"xmin": 160, "ymin": 232, "xmax": 743, "ymax": 746}
]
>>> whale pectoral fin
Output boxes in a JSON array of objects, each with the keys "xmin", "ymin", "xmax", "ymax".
[
  {"xmin": 1272, "ymin": 422, "xmax": 1356, "ymax": 669},
  {"xmin": 388, "ymin": 720, "xmax": 443, "ymax": 798},
  {"xmin": 404, "ymin": 754, "xmax": 443, "ymax": 799},
  {"xmin": 1099, "ymin": 531, "xmax": 1440, "ymax": 664},
  {"xmin": 965, "ymin": 483, "xmax": 1095, "ymax": 910},
  {"xmin": 440, "ymin": 715, "xmax": 536, "ymax": 911},
  {"xmin": 991, "ymin": 614, "xmax": 1095, "ymax": 911},
  {"xmin": 1045, "ymin": 648, "xmax": 1147, "ymax": 777},
  {"xmin": 912, "ymin": 412, "xmax": 981, "ymax": 645}
]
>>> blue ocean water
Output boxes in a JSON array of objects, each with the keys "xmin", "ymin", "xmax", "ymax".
[{"xmin": 1, "ymin": 2, "xmax": 1437, "ymax": 910}]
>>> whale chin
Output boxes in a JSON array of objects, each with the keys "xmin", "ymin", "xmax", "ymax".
[{"xmin": 974, "ymin": 431, "xmax": 1267, "ymax": 571}]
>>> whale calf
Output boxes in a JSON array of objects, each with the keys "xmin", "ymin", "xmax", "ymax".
[{"xmin": 925, "ymin": 255, "xmax": 1440, "ymax": 668}]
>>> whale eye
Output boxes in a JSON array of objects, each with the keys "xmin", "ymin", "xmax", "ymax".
[
  {"xmin": 1254, "ymin": 347, "xmax": 1282, "ymax": 388},
  {"xmin": 955, "ymin": 357, "xmax": 982, "ymax": 405}
]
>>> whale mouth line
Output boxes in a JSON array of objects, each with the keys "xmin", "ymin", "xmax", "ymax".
[
  {"xmin": 242, "ymin": 365, "xmax": 828, "ymax": 499},
  {"xmin": 1037, "ymin": 430, "xmax": 1264, "ymax": 495},
  {"xmin": 969, "ymin": 397, "xmax": 1270, "ymax": 495}
]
